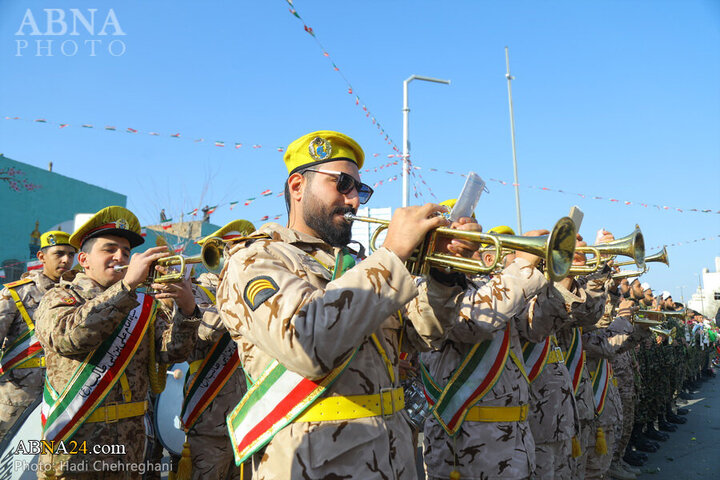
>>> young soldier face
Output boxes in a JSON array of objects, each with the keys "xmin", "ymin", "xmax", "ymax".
[
  {"xmin": 38, "ymin": 245, "xmax": 76, "ymax": 281},
  {"xmin": 79, "ymin": 235, "xmax": 132, "ymax": 287},
  {"xmin": 301, "ymin": 160, "xmax": 361, "ymax": 247}
]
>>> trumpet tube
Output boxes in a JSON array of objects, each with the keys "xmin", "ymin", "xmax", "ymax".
[
  {"xmin": 615, "ymin": 246, "xmax": 668, "ymax": 268},
  {"xmin": 111, "ymin": 238, "xmax": 225, "ymax": 283},
  {"xmin": 611, "ymin": 268, "xmax": 647, "ymax": 279},
  {"xmin": 344, "ymin": 214, "xmax": 577, "ymax": 281},
  {"xmin": 569, "ymin": 225, "xmax": 645, "ymax": 275}
]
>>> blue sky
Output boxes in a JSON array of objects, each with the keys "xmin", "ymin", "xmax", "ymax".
[{"xmin": 1, "ymin": 0, "xmax": 718, "ymax": 302}]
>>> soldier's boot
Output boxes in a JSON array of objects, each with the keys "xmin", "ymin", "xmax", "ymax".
[
  {"xmin": 678, "ymin": 390, "xmax": 693, "ymax": 400},
  {"xmin": 644, "ymin": 423, "xmax": 669, "ymax": 441},
  {"xmin": 666, "ymin": 412, "xmax": 687, "ymax": 424},
  {"xmin": 622, "ymin": 459, "xmax": 643, "ymax": 474},
  {"xmin": 623, "ymin": 447, "xmax": 646, "ymax": 467},
  {"xmin": 657, "ymin": 417, "xmax": 678, "ymax": 432},
  {"xmin": 608, "ymin": 462, "xmax": 636, "ymax": 480}
]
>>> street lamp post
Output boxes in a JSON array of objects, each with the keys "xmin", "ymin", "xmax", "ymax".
[
  {"xmin": 505, "ymin": 46, "xmax": 523, "ymax": 234},
  {"xmin": 402, "ymin": 75, "xmax": 450, "ymax": 207}
]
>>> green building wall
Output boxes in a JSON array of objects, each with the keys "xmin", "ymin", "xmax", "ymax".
[{"xmin": 1, "ymin": 154, "xmax": 126, "ymax": 278}]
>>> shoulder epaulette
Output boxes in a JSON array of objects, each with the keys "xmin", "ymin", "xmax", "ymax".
[
  {"xmin": 3, "ymin": 277, "xmax": 34, "ymax": 289},
  {"xmin": 230, "ymin": 232, "xmax": 273, "ymax": 246}
]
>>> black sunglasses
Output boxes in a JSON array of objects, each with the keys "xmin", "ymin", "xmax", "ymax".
[{"xmin": 303, "ymin": 169, "xmax": 374, "ymax": 204}]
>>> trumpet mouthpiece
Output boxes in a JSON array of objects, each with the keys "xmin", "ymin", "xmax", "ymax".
[
  {"xmin": 343, "ymin": 213, "xmax": 356, "ymax": 221},
  {"xmin": 113, "ymin": 265, "xmax": 128, "ymax": 272}
]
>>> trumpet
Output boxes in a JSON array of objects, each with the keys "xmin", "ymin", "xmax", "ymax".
[
  {"xmin": 344, "ymin": 213, "xmax": 577, "ymax": 281},
  {"xmin": 568, "ymin": 225, "xmax": 645, "ymax": 275},
  {"xmin": 650, "ymin": 326, "xmax": 674, "ymax": 344},
  {"xmin": 615, "ymin": 246, "xmax": 669, "ymax": 268},
  {"xmin": 113, "ymin": 237, "xmax": 225, "ymax": 285}
]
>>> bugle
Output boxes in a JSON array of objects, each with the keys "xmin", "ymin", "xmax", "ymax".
[
  {"xmin": 344, "ymin": 213, "xmax": 577, "ymax": 282},
  {"xmin": 113, "ymin": 237, "xmax": 225, "ymax": 285},
  {"xmin": 615, "ymin": 246, "xmax": 668, "ymax": 268},
  {"xmin": 568, "ymin": 225, "xmax": 645, "ymax": 275}
]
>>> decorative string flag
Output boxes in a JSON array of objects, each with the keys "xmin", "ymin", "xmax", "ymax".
[
  {"xmin": 415, "ymin": 164, "xmax": 719, "ymax": 216},
  {"xmin": 4, "ymin": 114, "xmax": 403, "ymax": 166},
  {"xmin": 283, "ymin": 0, "xmax": 401, "ymax": 154}
]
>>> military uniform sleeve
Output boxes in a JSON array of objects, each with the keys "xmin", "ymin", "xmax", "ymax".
[
  {"xmin": 192, "ymin": 284, "xmax": 225, "ymax": 345},
  {"xmin": 217, "ymin": 243, "xmax": 417, "ymax": 380},
  {"xmin": 446, "ymin": 257, "xmax": 548, "ymax": 344},
  {"xmin": 567, "ymin": 273, "xmax": 610, "ymax": 328},
  {"xmin": 154, "ymin": 304, "xmax": 201, "ymax": 364},
  {"xmin": 35, "ymin": 280, "xmax": 138, "ymax": 356},
  {"xmin": 400, "ymin": 275, "xmax": 465, "ymax": 352},
  {"xmin": 0, "ymin": 287, "xmax": 17, "ymax": 346}
]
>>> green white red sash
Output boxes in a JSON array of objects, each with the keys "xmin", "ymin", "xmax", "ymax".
[
  {"xmin": 226, "ymin": 352, "xmax": 355, "ymax": 465},
  {"xmin": 522, "ymin": 337, "xmax": 551, "ymax": 383},
  {"xmin": 0, "ymin": 328, "xmax": 42, "ymax": 379},
  {"xmin": 565, "ymin": 327, "xmax": 586, "ymax": 395},
  {"xmin": 42, "ymin": 293, "xmax": 156, "ymax": 443},
  {"xmin": 420, "ymin": 325, "xmax": 511, "ymax": 436},
  {"xmin": 181, "ymin": 332, "xmax": 241, "ymax": 431},
  {"xmin": 226, "ymin": 247, "xmax": 361, "ymax": 465},
  {"xmin": 590, "ymin": 358, "xmax": 612, "ymax": 415},
  {"xmin": 1, "ymin": 279, "xmax": 43, "ymax": 379}
]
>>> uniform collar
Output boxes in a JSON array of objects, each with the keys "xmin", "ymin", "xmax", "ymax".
[{"xmin": 259, "ymin": 222, "xmax": 334, "ymax": 254}]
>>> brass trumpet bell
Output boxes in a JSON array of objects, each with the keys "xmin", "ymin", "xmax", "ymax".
[
  {"xmin": 153, "ymin": 237, "xmax": 225, "ymax": 283},
  {"xmin": 345, "ymin": 214, "xmax": 577, "ymax": 282},
  {"xmin": 569, "ymin": 225, "xmax": 645, "ymax": 275},
  {"xmin": 115, "ymin": 237, "xmax": 225, "ymax": 286},
  {"xmin": 615, "ymin": 246, "xmax": 668, "ymax": 268}
]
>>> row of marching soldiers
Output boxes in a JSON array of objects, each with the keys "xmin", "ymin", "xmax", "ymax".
[{"xmin": 0, "ymin": 129, "xmax": 717, "ymax": 480}]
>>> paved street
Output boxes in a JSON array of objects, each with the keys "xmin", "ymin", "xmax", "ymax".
[{"xmin": 637, "ymin": 373, "xmax": 720, "ymax": 479}]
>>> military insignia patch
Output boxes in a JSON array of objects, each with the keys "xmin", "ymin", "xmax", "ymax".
[
  {"xmin": 243, "ymin": 276, "xmax": 279, "ymax": 311},
  {"xmin": 308, "ymin": 136, "xmax": 332, "ymax": 161},
  {"xmin": 61, "ymin": 296, "xmax": 76, "ymax": 305},
  {"xmin": 115, "ymin": 218, "xmax": 128, "ymax": 230},
  {"xmin": 48, "ymin": 234, "xmax": 57, "ymax": 246}
]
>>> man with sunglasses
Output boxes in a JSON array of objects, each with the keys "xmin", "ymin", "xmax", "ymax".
[{"xmin": 217, "ymin": 130, "xmax": 477, "ymax": 479}]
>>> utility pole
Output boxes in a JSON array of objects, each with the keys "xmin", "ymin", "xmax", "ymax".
[{"xmin": 505, "ymin": 46, "xmax": 523, "ymax": 234}]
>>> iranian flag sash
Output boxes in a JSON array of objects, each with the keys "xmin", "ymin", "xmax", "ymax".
[
  {"xmin": 226, "ymin": 246, "xmax": 360, "ymax": 465},
  {"xmin": 522, "ymin": 337, "xmax": 552, "ymax": 383},
  {"xmin": 0, "ymin": 279, "xmax": 43, "ymax": 379},
  {"xmin": 226, "ymin": 352, "xmax": 355, "ymax": 465},
  {"xmin": 0, "ymin": 328, "xmax": 42, "ymax": 379},
  {"xmin": 42, "ymin": 293, "xmax": 156, "ymax": 443},
  {"xmin": 181, "ymin": 332, "xmax": 241, "ymax": 431},
  {"xmin": 565, "ymin": 327, "xmax": 586, "ymax": 395},
  {"xmin": 590, "ymin": 358, "xmax": 612, "ymax": 415},
  {"xmin": 420, "ymin": 325, "xmax": 511, "ymax": 436}
]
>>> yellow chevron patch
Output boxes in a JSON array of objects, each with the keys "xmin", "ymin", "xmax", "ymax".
[{"xmin": 243, "ymin": 276, "xmax": 279, "ymax": 311}]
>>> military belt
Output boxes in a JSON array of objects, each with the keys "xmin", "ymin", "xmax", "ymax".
[
  {"xmin": 465, "ymin": 403, "xmax": 529, "ymax": 422},
  {"xmin": 294, "ymin": 387, "xmax": 404, "ymax": 422},
  {"xmin": 86, "ymin": 400, "xmax": 148, "ymax": 424},
  {"xmin": 15, "ymin": 356, "xmax": 45, "ymax": 368}
]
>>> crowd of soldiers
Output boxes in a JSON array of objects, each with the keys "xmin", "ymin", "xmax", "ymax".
[{"xmin": 0, "ymin": 129, "xmax": 718, "ymax": 480}]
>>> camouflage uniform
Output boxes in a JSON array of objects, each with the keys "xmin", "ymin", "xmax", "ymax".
[
  {"xmin": 216, "ymin": 223, "xmax": 464, "ymax": 480},
  {"xmin": 34, "ymin": 272, "xmax": 201, "ymax": 479},
  {"xmin": 583, "ymin": 315, "xmax": 645, "ymax": 480},
  {"xmin": 529, "ymin": 278, "xmax": 607, "ymax": 480},
  {"xmin": 0, "ymin": 270, "xmax": 57, "ymax": 440},
  {"xmin": 553, "ymin": 274, "xmax": 609, "ymax": 480},
  {"xmin": 185, "ymin": 273, "xmax": 246, "ymax": 480}
]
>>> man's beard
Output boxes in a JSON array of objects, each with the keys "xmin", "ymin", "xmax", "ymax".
[{"xmin": 302, "ymin": 194, "xmax": 355, "ymax": 247}]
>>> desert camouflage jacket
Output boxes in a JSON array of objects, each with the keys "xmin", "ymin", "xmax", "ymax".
[
  {"xmin": 0, "ymin": 270, "xmax": 57, "ymax": 405},
  {"xmin": 34, "ymin": 272, "xmax": 201, "ymax": 475},
  {"xmin": 186, "ymin": 273, "xmax": 247, "ymax": 439},
  {"xmin": 216, "ymin": 223, "xmax": 464, "ymax": 480}
]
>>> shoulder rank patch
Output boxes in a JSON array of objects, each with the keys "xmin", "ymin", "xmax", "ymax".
[
  {"xmin": 61, "ymin": 296, "xmax": 77, "ymax": 305},
  {"xmin": 243, "ymin": 276, "xmax": 279, "ymax": 311}
]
